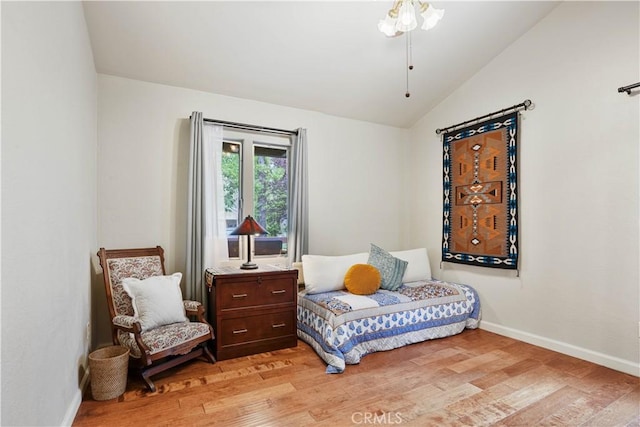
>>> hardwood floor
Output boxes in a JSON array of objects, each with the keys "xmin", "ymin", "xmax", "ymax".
[{"xmin": 73, "ymin": 330, "xmax": 639, "ymax": 426}]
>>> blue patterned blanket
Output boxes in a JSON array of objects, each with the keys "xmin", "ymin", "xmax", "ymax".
[{"xmin": 297, "ymin": 279, "xmax": 481, "ymax": 373}]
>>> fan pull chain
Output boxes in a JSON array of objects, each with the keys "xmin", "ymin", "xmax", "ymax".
[{"xmin": 405, "ymin": 31, "xmax": 413, "ymax": 98}]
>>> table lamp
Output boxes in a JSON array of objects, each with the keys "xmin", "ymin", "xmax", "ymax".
[{"xmin": 229, "ymin": 215, "xmax": 268, "ymax": 269}]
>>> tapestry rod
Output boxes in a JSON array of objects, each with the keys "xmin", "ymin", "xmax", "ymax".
[
  {"xmin": 190, "ymin": 116, "xmax": 298, "ymax": 136},
  {"xmin": 617, "ymin": 82, "xmax": 640, "ymax": 95},
  {"xmin": 435, "ymin": 99, "xmax": 532, "ymax": 135}
]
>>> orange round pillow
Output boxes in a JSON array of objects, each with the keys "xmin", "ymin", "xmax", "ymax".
[{"xmin": 344, "ymin": 264, "xmax": 381, "ymax": 295}]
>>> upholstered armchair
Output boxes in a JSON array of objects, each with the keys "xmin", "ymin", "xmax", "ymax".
[{"xmin": 97, "ymin": 246, "xmax": 215, "ymax": 392}]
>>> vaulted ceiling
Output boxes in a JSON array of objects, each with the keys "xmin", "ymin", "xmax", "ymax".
[{"xmin": 83, "ymin": 1, "xmax": 559, "ymax": 128}]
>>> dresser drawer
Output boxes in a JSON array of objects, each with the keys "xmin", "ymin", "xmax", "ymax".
[
  {"xmin": 218, "ymin": 276, "xmax": 295, "ymax": 310},
  {"xmin": 219, "ymin": 310, "xmax": 295, "ymax": 346}
]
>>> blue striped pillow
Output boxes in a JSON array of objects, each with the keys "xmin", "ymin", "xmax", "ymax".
[{"xmin": 367, "ymin": 244, "xmax": 408, "ymax": 291}]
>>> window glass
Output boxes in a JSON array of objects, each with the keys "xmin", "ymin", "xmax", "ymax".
[
  {"xmin": 221, "ymin": 133, "xmax": 290, "ymax": 258},
  {"xmin": 254, "ymin": 145, "xmax": 288, "ymax": 256},
  {"xmin": 222, "ymin": 141, "xmax": 241, "ymax": 234}
]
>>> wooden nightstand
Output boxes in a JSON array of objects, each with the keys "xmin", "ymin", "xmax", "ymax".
[{"xmin": 204, "ymin": 265, "xmax": 298, "ymax": 360}]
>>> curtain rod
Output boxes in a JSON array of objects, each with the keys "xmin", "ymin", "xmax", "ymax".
[
  {"xmin": 435, "ymin": 99, "xmax": 533, "ymax": 135},
  {"xmin": 194, "ymin": 116, "xmax": 298, "ymax": 136},
  {"xmin": 618, "ymin": 82, "xmax": 640, "ymax": 95}
]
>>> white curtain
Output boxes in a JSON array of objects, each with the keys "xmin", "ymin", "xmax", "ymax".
[
  {"xmin": 288, "ymin": 128, "xmax": 308, "ymax": 263},
  {"xmin": 186, "ymin": 112, "xmax": 229, "ymax": 303}
]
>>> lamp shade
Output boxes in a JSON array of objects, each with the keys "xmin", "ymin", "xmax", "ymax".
[
  {"xmin": 378, "ymin": 13, "xmax": 398, "ymax": 37},
  {"xmin": 420, "ymin": 5, "xmax": 444, "ymax": 31},
  {"xmin": 395, "ymin": 0, "xmax": 417, "ymax": 32},
  {"xmin": 229, "ymin": 215, "xmax": 268, "ymax": 236}
]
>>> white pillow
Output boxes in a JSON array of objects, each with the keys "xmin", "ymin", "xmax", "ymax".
[
  {"xmin": 292, "ymin": 262, "xmax": 305, "ymax": 286},
  {"xmin": 121, "ymin": 272, "xmax": 188, "ymax": 331},
  {"xmin": 389, "ymin": 248, "xmax": 431, "ymax": 283},
  {"xmin": 302, "ymin": 252, "xmax": 369, "ymax": 294}
]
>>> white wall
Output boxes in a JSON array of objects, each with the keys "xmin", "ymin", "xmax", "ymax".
[
  {"xmin": 96, "ymin": 74, "xmax": 409, "ymax": 345},
  {"xmin": 408, "ymin": 1, "xmax": 639, "ymax": 375},
  {"xmin": 1, "ymin": 2, "xmax": 635, "ymax": 425},
  {"xmin": 1, "ymin": 2, "xmax": 97, "ymax": 426}
]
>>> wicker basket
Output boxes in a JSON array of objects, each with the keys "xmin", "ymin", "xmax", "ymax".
[{"xmin": 89, "ymin": 346, "xmax": 130, "ymax": 400}]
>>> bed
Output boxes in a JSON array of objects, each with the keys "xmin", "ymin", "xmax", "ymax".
[{"xmin": 295, "ymin": 248, "xmax": 481, "ymax": 373}]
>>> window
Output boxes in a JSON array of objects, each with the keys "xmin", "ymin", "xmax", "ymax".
[{"xmin": 221, "ymin": 131, "xmax": 290, "ymax": 258}]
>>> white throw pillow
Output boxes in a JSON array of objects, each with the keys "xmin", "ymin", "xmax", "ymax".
[
  {"xmin": 121, "ymin": 272, "xmax": 188, "ymax": 331},
  {"xmin": 302, "ymin": 252, "xmax": 369, "ymax": 294},
  {"xmin": 389, "ymin": 248, "xmax": 431, "ymax": 283},
  {"xmin": 292, "ymin": 262, "xmax": 305, "ymax": 286}
]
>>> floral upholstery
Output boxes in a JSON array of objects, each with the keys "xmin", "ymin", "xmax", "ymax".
[
  {"xmin": 107, "ymin": 256, "xmax": 164, "ymax": 316},
  {"xmin": 118, "ymin": 322, "xmax": 212, "ymax": 358},
  {"xmin": 183, "ymin": 300, "xmax": 202, "ymax": 312},
  {"xmin": 106, "ymin": 255, "xmax": 213, "ymax": 357},
  {"xmin": 113, "ymin": 314, "xmax": 138, "ymax": 329}
]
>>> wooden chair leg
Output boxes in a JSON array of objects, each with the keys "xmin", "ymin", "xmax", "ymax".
[
  {"xmin": 203, "ymin": 344, "xmax": 216, "ymax": 364},
  {"xmin": 141, "ymin": 370, "xmax": 156, "ymax": 393}
]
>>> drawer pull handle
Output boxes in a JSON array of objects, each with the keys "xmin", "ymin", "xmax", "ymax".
[
  {"xmin": 232, "ymin": 329, "xmax": 248, "ymax": 334},
  {"xmin": 232, "ymin": 293, "xmax": 248, "ymax": 298},
  {"xmin": 272, "ymin": 323, "xmax": 286, "ymax": 328},
  {"xmin": 271, "ymin": 289, "xmax": 286, "ymax": 295}
]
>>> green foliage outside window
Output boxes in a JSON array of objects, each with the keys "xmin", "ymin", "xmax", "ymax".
[
  {"xmin": 254, "ymin": 154, "xmax": 287, "ymax": 237},
  {"xmin": 222, "ymin": 150, "xmax": 239, "ymax": 217},
  {"xmin": 221, "ymin": 143, "xmax": 288, "ymax": 238}
]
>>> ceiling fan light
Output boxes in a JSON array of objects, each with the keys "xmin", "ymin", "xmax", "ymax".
[
  {"xmin": 378, "ymin": 13, "xmax": 398, "ymax": 36},
  {"xmin": 420, "ymin": 5, "xmax": 445, "ymax": 31},
  {"xmin": 395, "ymin": 0, "xmax": 417, "ymax": 32}
]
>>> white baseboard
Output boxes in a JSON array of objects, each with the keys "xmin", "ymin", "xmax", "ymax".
[
  {"xmin": 480, "ymin": 321, "xmax": 639, "ymax": 377},
  {"xmin": 61, "ymin": 367, "xmax": 90, "ymax": 426}
]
